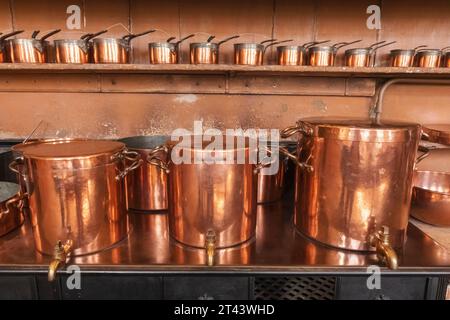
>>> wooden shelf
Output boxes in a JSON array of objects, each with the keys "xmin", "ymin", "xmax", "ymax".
[{"xmin": 0, "ymin": 63, "xmax": 450, "ymax": 78}]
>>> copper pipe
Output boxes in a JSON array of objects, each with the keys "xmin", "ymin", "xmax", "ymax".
[{"xmin": 371, "ymin": 79, "xmax": 450, "ymax": 121}]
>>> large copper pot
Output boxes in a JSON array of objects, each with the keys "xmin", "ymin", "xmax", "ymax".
[
  {"xmin": 7, "ymin": 29, "xmax": 61, "ymax": 63},
  {"xmin": 119, "ymin": 136, "xmax": 169, "ymax": 211},
  {"xmin": 147, "ymin": 136, "xmax": 261, "ymax": 266},
  {"xmin": 0, "ymin": 30, "xmax": 24, "ymax": 62},
  {"xmin": 93, "ymin": 29, "xmax": 155, "ymax": 64},
  {"xmin": 9, "ymin": 139, "xmax": 141, "ymax": 279},
  {"xmin": 282, "ymin": 118, "xmax": 424, "ymax": 269},
  {"xmin": 0, "ymin": 181, "xmax": 24, "ymax": 237}
]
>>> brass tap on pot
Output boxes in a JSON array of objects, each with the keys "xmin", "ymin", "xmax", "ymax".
[
  {"xmin": 205, "ymin": 229, "xmax": 216, "ymax": 267},
  {"xmin": 370, "ymin": 226, "xmax": 398, "ymax": 270},
  {"xmin": 48, "ymin": 240, "xmax": 73, "ymax": 282}
]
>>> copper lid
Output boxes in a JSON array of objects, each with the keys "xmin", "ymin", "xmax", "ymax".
[
  {"xmin": 298, "ymin": 117, "xmax": 421, "ymax": 142},
  {"xmin": 423, "ymin": 124, "xmax": 450, "ymax": 146},
  {"xmin": 16, "ymin": 139, "xmax": 124, "ymax": 160}
]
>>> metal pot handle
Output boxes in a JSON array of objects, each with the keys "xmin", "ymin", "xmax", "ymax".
[
  {"xmin": 2, "ymin": 192, "xmax": 26, "ymax": 217},
  {"xmin": 115, "ymin": 149, "xmax": 143, "ymax": 180},
  {"xmin": 9, "ymin": 156, "xmax": 24, "ymax": 175},
  {"xmin": 279, "ymin": 146, "xmax": 313, "ymax": 172},
  {"xmin": 416, "ymin": 145, "xmax": 431, "ymax": 164},
  {"xmin": 147, "ymin": 145, "xmax": 170, "ymax": 173},
  {"xmin": 281, "ymin": 122, "xmax": 314, "ymax": 138}
]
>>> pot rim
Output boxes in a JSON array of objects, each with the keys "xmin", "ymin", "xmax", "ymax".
[
  {"xmin": 390, "ymin": 49, "xmax": 415, "ymax": 55},
  {"xmin": 190, "ymin": 42, "xmax": 219, "ymax": 49},
  {"xmin": 149, "ymin": 42, "xmax": 177, "ymax": 48},
  {"xmin": 6, "ymin": 38, "xmax": 49, "ymax": 44},
  {"xmin": 414, "ymin": 170, "xmax": 450, "ymax": 196},
  {"xmin": 277, "ymin": 45, "xmax": 306, "ymax": 51},
  {"xmin": 345, "ymin": 48, "xmax": 371, "ymax": 55},
  {"xmin": 234, "ymin": 43, "xmax": 264, "ymax": 50}
]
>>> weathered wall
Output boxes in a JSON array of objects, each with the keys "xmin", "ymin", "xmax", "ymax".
[{"xmin": 0, "ymin": 0, "xmax": 449, "ymax": 138}]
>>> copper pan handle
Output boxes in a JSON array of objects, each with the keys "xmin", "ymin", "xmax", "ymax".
[
  {"xmin": 416, "ymin": 144, "xmax": 431, "ymax": 165},
  {"xmin": 279, "ymin": 146, "xmax": 313, "ymax": 172},
  {"xmin": 116, "ymin": 150, "xmax": 142, "ymax": 180},
  {"xmin": 281, "ymin": 122, "xmax": 314, "ymax": 138},
  {"xmin": 147, "ymin": 145, "xmax": 170, "ymax": 173},
  {"xmin": 334, "ymin": 39, "xmax": 363, "ymax": 50},
  {"xmin": 264, "ymin": 39, "xmax": 293, "ymax": 53},
  {"xmin": 217, "ymin": 35, "xmax": 240, "ymax": 46}
]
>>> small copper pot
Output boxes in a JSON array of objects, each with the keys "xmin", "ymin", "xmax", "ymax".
[
  {"xmin": 390, "ymin": 45, "xmax": 427, "ymax": 67},
  {"xmin": 119, "ymin": 136, "xmax": 169, "ymax": 211},
  {"xmin": 149, "ymin": 34, "xmax": 195, "ymax": 64},
  {"xmin": 7, "ymin": 29, "xmax": 61, "ymax": 63},
  {"xmin": 234, "ymin": 39, "xmax": 293, "ymax": 66},
  {"xmin": 0, "ymin": 181, "xmax": 24, "ymax": 237},
  {"xmin": 344, "ymin": 41, "xmax": 396, "ymax": 67},
  {"xmin": 415, "ymin": 47, "xmax": 450, "ymax": 68},
  {"xmin": 190, "ymin": 35, "xmax": 239, "ymax": 64},
  {"xmin": 93, "ymin": 29, "xmax": 155, "ymax": 64},
  {"xmin": 55, "ymin": 30, "xmax": 107, "ymax": 64},
  {"xmin": 277, "ymin": 40, "xmax": 329, "ymax": 66},
  {"xmin": 0, "ymin": 30, "xmax": 24, "ymax": 62},
  {"xmin": 309, "ymin": 40, "xmax": 362, "ymax": 66}
]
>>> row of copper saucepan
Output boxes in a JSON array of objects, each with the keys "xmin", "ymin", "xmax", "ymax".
[
  {"xmin": 2, "ymin": 120, "xmax": 449, "ymax": 279},
  {"xmin": 3, "ymin": 29, "xmax": 450, "ymax": 67}
]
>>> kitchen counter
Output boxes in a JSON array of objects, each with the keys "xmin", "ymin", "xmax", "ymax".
[{"xmin": 0, "ymin": 201, "xmax": 448, "ymax": 275}]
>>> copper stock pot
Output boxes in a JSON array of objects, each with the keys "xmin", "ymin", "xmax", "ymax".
[
  {"xmin": 344, "ymin": 41, "xmax": 396, "ymax": 67},
  {"xmin": 119, "ymin": 136, "xmax": 169, "ymax": 211},
  {"xmin": 390, "ymin": 45, "xmax": 427, "ymax": 67},
  {"xmin": 7, "ymin": 29, "xmax": 61, "ymax": 63},
  {"xmin": 308, "ymin": 40, "xmax": 362, "ymax": 66},
  {"xmin": 276, "ymin": 40, "xmax": 329, "ymax": 66},
  {"xmin": 0, "ymin": 181, "xmax": 24, "ymax": 237},
  {"xmin": 0, "ymin": 30, "xmax": 24, "ymax": 62},
  {"xmin": 93, "ymin": 29, "xmax": 155, "ymax": 64},
  {"xmin": 147, "ymin": 135, "xmax": 264, "ymax": 266},
  {"xmin": 54, "ymin": 30, "xmax": 107, "ymax": 64},
  {"xmin": 149, "ymin": 34, "xmax": 195, "ymax": 64},
  {"xmin": 9, "ymin": 139, "xmax": 142, "ymax": 280},
  {"xmin": 190, "ymin": 35, "xmax": 239, "ymax": 64},
  {"xmin": 282, "ymin": 118, "xmax": 425, "ymax": 269},
  {"xmin": 234, "ymin": 39, "xmax": 293, "ymax": 66}
]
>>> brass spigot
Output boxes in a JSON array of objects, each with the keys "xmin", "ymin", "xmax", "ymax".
[
  {"xmin": 205, "ymin": 230, "xmax": 216, "ymax": 267},
  {"xmin": 48, "ymin": 239, "xmax": 73, "ymax": 282},
  {"xmin": 370, "ymin": 226, "xmax": 398, "ymax": 270}
]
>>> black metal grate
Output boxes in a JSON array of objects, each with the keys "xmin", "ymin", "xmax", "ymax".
[{"xmin": 254, "ymin": 277, "xmax": 336, "ymax": 300}]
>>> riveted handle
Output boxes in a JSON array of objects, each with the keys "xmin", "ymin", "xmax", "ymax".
[
  {"xmin": 147, "ymin": 145, "xmax": 170, "ymax": 173},
  {"xmin": 115, "ymin": 149, "xmax": 142, "ymax": 180},
  {"xmin": 279, "ymin": 146, "xmax": 313, "ymax": 172}
]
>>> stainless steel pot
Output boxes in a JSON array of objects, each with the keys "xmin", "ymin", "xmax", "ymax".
[
  {"xmin": 119, "ymin": 136, "xmax": 169, "ymax": 211},
  {"xmin": 190, "ymin": 35, "xmax": 239, "ymax": 64},
  {"xmin": 234, "ymin": 39, "xmax": 293, "ymax": 66},
  {"xmin": 308, "ymin": 40, "xmax": 362, "ymax": 66},
  {"xmin": 149, "ymin": 34, "xmax": 195, "ymax": 64},
  {"xmin": 0, "ymin": 30, "xmax": 24, "ymax": 62},
  {"xmin": 282, "ymin": 118, "xmax": 425, "ymax": 269},
  {"xmin": 7, "ymin": 29, "xmax": 61, "ymax": 63},
  {"xmin": 0, "ymin": 181, "xmax": 24, "ymax": 237},
  {"xmin": 54, "ymin": 30, "xmax": 107, "ymax": 64},
  {"xmin": 9, "ymin": 139, "xmax": 141, "ymax": 280},
  {"xmin": 93, "ymin": 29, "xmax": 155, "ymax": 64}
]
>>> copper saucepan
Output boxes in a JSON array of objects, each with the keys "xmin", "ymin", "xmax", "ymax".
[
  {"xmin": 55, "ymin": 30, "xmax": 107, "ymax": 64},
  {"xmin": 412, "ymin": 170, "xmax": 450, "ymax": 227},
  {"xmin": 93, "ymin": 29, "xmax": 156, "ymax": 64},
  {"xmin": 190, "ymin": 35, "xmax": 239, "ymax": 64},
  {"xmin": 119, "ymin": 135, "xmax": 169, "ymax": 211},
  {"xmin": 7, "ymin": 29, "xmax": 61, "ymax": 63},
  {"xmin": 0, "ymin": 181, "xmax": 24, "ymax": 237},
  {"xmin": 344, "ymin": 41, "xmax": 396, "ymax": 67},
  {"xmin": 277, "ymin": 40, "xmax": 329, "ymax": 66},
  {"xmin": 308, "ymin": 40, "xmax": 362, "ymax": 66},
  {"xmin": 445, "ymin": 49, "xmax": 450, "ymax": 68},
  {"xmin": 149, "ymin": 34, "xmax": 195, "ymax": 64},
  {"xmin": 234, "ymin": 39, "xmax": 293, "ymax": 66},
  {"xmin": 415, "ymin": 46, "xmax": 450, "ymax": 68},
  {"xmin": 0, "ymin": 30, "xmax": 24, "ymax": 62},
  {"xmin": 390, "ymin": 45, "xmax": 427, "ymax": 67}
]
